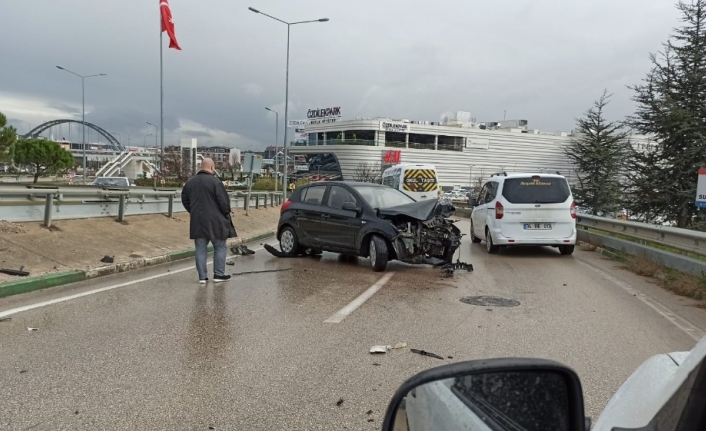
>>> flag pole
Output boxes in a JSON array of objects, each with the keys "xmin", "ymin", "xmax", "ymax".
[{"xmin": 159, "ymin": 10, "xmax": 164, "ymax": 176}]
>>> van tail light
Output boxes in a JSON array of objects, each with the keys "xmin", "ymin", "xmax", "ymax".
[
  {"xmin": 570, "ymin": 201, "xmax": 577, "ymax": 219},
  {"xmin": 281, "ymin": 200, "xmax": 293, "ymax": 214},
  {"xmin": 495, "ymin": 201, "xmax": 504, "ymax": 219}
]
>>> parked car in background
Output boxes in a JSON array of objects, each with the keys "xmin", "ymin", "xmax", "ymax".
[
  {"xmin": 91, "ymin": 177, "xmax": 136, "ymax": 187},
  {"xmin": 276, "ymin": 181, "xmax": 462, "ymax": 271}
]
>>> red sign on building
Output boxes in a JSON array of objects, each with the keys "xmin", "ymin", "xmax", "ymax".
[{"xmin": 383, "ymin": 150, "xmax": 401, "ymax": 165}]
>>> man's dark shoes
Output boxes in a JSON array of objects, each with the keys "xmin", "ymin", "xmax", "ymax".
[{"xmin": 213, "ymin": 274, "xmax": 232, "ymax": 283}]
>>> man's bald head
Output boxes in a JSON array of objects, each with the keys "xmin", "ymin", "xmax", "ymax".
[{"xmin": 201, "ymin": 158, "xmax": 215, "ymax": 173}]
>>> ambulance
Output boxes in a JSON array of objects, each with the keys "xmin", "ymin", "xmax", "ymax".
[{"xmin": 381, "ymin": 163, "xmax": 440, "ymax": 201}]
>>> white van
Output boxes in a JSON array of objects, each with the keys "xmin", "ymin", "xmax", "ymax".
[
  {"xmin": 469, "ymin": 172, "xmax": 577, "ymax": 255},
  {"xmin": 381, "ymin": 163, "xmax": 439, "ymax": 201}
]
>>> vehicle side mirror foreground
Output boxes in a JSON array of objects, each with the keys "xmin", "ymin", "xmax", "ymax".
[
  {"xmin": 381, "ymin": 358, "xmax": 587, "ymax": 431},
  {"xmin": 469, "ymin": 198, "xmax": 478, "ymax": 207},
  {"xmin": 342, "ymin": 202, "xmax": 361, "ymax": 213}
]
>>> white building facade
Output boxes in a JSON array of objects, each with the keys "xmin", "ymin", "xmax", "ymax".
[{"xmin": 290, "ymin": 114, "xmax": 654, "ymax": 189}]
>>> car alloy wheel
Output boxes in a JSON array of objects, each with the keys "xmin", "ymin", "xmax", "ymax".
[
  {"xmin": 279, "ymin": 226, "xmax": 299, "ymax": 256},
  {"xmin": 370, "ymin": 239, "xmax": 377, "ymax": 267}
]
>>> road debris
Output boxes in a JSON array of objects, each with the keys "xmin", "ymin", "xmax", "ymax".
[
  {"xmin": 27, "ymin": 327, "xmax": 38, "ymax": 331},
  {"xmin": 336, "ymin": 398, "xmax": 344, "ymax": 406},
  {"xmin": 100, "ymin": 255, "xmax": 114, "ymax": 264},
  {"xmin": 263, "ymin": 244, "xmax": 321, "ymax": 258},
  {"xmin": 369, "ymin": 345, "xmax": 389, "ymax": 354},
  {"xmin": 369, "ymin": 342, "xmax": 407, "ymax": 354},
  {"xmin": 366, "ymin": 410, "xmax": 373, "ymax": 415},
  {"xmin": 0, "ymin": 317, "xmax": 11, "ymax": 323},
  {"xmin": 0, "ymin": 266, "xmax": 29, "ymax": 277},
  {"xmin": 231, "ymin": 268, "xmax": 291, "ymax": 276},
  {"xmin": 226, "ymin": 261, "xmax": 235, "ymax": 266},
  {"xmin": 411, "ymin": 348, "xmax": 445, "ymax": 360},
  {"xmin": 19, "ymin": 369, "xmax": 27, "ymax": 374},
  {"xmin": 231, "ymin": 244, "xmax": 256, "ymax": 255},
  {"xmin": 441, "ymin": 260, "xmax": 474, "ymax": 278}
]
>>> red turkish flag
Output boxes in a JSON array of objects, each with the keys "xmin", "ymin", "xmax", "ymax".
[{"xmin": 160, "ymin": 0, "xmax": 181, "ymax": 50}]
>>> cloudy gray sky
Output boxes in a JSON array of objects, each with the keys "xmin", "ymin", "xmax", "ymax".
[{"xmin": 0, "ymin": 0, "xmax": 681, "ymax": 149}]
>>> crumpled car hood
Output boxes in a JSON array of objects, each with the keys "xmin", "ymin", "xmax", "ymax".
[{"xmin": 377, "ymin": 199, "xmax": 454, "ymax": 221}]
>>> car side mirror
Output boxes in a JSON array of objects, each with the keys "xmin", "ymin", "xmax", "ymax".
[
  {"xmin": 381, "ymin": 358, "xmax": 587, "ymax": 431},
  {"xmin": 470, "ymin": 198, "xmax": 478, "ymax": 207},
  {"xmin": 342, "ymin": 202, "xmax": 361, "ymax": 213}
]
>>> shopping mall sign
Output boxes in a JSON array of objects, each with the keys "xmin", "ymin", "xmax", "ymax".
[
  {"xmin": 307, "ymin": 106, "xmax": 342, "ymax": 125},
  {"xmin": 379, "ymin": 121, "xmax": 409, "ymax": 132},
  {"xmin": 382, "ymin": 149, "xmax": 401, "ymax": 165}
]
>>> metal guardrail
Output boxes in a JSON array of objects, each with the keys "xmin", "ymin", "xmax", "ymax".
[
  {"xmin": 577, "ymin": 214, "xmax": 706, "ymax": 257},
  {"xmin": 0, "ymin": 185, "xmax": 284, "ymax": 226}
]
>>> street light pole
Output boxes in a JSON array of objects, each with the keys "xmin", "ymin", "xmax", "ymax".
[
  {"xmin": 265, "ymin": 107, "xmax": 279, "ymax": 192},
  {"xmin": 147, "ymin": 122, "xmax": 159, "ymax": 185},
  {"xmin": 56, "ymin": 66, "xmax": 106, "ymax": 183},
  {"xmin": 249, "ymin": 7, "xmax": 328, "ymax": 196}
]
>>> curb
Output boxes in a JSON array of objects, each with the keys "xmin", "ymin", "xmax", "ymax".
[{"xmin": 0, "ymin": 230, "xmax": 277, "ymax": 299}]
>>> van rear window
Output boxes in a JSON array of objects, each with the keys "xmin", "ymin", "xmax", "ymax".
[{"xmin": 501, "ymin": 177, "xmax": 571, "ymax": 204}]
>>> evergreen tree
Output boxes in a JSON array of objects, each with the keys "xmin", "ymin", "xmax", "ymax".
[
  {"xmin": 14, "ymin": 139, "xmax": 75, "ymax": 183},
  {"xmin": 0, "ymin": 111, "xmax": 17, "ymax": 164},
  {"xmin": 626, "ymin": 0, "xmax": 706, "ymax": 228},
  {"xmin": 564, "ymin": 90, "xmax": 631, "ymax": 215}
]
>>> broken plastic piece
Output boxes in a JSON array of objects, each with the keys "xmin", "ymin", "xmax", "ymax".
[
  {"xmin": 230, "ymin": 244, "xmax": 256, "ymax": 255},
  {"xmin": 27, "ymin": 327, "xmax": 38, "ymax": 331},
  {"xmin": 231, "ymin": 268, "xmax": 291, "ymax": 276},
  {"xmin": 226, "ymin": 261, "xmax": 235, "ymax": 266},
  {"xmin": 100, "ymin": 255, "xmax": 114, "ymax": 264},
  {"xmin": 410, "ymin": 348, "xmax": 444, "ymax": 360},
  {"xmin": 369, "ymin": 345, "xmax": 389, "ymax": 354},
  {"xmin": 0, "ymin": 317, "xmax": 11, "ymax": 323},
  {"xmin": 392, "ymin": 342, "xmax": 408, "ymax": 349},
  {"xmin": 0, "ymin": 268, "xmax": 30, "ymax": 277},
  {"xmin": 441, "ymin": 260, "xmax": 474, "ymax": 277}
]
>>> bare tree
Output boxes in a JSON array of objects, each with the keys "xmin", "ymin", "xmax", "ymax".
[
  {"xmin": 353, "ymin": 162, "xmax": 382, "ymax": 183},
  {"xmin": 159, "ymin": 150, "xmax": 192, "ymax": 185},
  {"xmin": 225, "ymin": 152, "xmax": 242, "ymax": 180}
]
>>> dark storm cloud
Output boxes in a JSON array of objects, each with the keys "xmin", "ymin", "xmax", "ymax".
[{"xmin": 0, "ymin": 0, "xmax": 682, "ymax": 149}]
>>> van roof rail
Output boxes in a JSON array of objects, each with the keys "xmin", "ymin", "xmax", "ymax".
[{"xmin": 490, "ymin": 172, "xmax": 508, "ymax": 177}]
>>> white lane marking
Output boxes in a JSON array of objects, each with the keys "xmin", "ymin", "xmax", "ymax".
[
  {"xmin": 324, "ymin": 272, "xmax": 396, "ymax": 324},
  {"xmin": 0, "ymin": 243, "xmax": 271, "ymax": 319},
  {"xmin": 577, "ymin": 260, "xmax": 705, "ymax": 342}
]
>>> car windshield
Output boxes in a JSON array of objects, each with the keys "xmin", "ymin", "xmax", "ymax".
[
  {"xmin": 501, "ymin": 176, "xmax": 571, "ymax": 204},
  {"xmin": 350, "ymin": 184, "xmax": 416, "ymax": 209}
]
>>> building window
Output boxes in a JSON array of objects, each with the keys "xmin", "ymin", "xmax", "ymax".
[
  {"xmin": 384, "ymin": 132, "xmax": 406, "ymax": 148},
  {"xmin": 408, "ymin": 133, "xmax": 435, "ymax": 150}
]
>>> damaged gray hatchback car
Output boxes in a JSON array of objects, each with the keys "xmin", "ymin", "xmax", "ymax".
[{"xmin": 275, "ymin": 181, "xmax": 462, "ymax": 271}]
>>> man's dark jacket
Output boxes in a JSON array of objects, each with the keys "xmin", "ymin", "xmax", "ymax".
[{"xmin": 181, "ymin": 171, "xmax": 237, "ymax": 240}]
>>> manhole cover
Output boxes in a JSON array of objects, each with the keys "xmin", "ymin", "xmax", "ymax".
[{"xmin": 460, "ymin": 296, "xmax": 520, "ymax": 307}]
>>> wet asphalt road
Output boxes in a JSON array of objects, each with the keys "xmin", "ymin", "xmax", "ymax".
[{"xmin": 1, "ymin": 219, "xmax": 705, "ymax": 430}]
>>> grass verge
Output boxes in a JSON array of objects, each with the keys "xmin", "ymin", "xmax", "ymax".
[{"xmin": 617, "ymin": 253, "xmax": 706, "ymax": 304}]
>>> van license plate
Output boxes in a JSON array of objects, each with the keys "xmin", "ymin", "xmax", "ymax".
[{"xmin": 523, "ymin": 223, "xmax": 552, "ymax": 230}]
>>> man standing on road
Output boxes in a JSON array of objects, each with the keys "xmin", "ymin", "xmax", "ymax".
[{"xmin": 181, "ymin": 158, "xmax": 236, "ymax": 284}]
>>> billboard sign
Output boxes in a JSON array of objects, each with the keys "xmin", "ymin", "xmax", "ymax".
[{"xmin": 696, "ymin": 168, "xmax": 706, "ymax": 208}]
